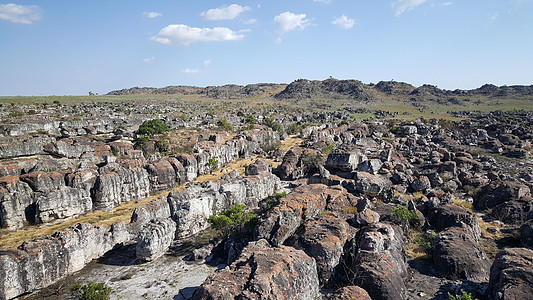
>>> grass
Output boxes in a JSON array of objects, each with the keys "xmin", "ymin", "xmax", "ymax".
[{"xmin": 0, "ymin": 185, "xmax": 186, "ymax": 250}]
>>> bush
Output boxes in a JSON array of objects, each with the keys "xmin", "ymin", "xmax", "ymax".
[
  {"xmin": 137, "ymin": 119, "xmax": 169, "ymax": 136},
  {"xmin": 71, "ymin": 282, "xmax": 111, "ymax": 300},
  {"xmin": 391, "ymin": 205, "xmax": 421, "ymax": 228},
  {"xmin": 217, "ymin": 118, "xmax": 234, "ymax": 131},
  {"xmin": 448, "ymin": 290, "xmax": 477, "ymax": 300},
  {"xmin": 263, "ymin": 116, "xmax": 282, "ymax": 134},
  {"xmin": 413, "ymin": 230, "xmax": 438, "ymax": 254},
  {"xmin": 244, "ymin": 115, "xmax": 257, "ymax": 123},
  {"xmin": 207, "ymin": 204, "xmax": 257, "ymax": 238},
  {"xmin": 260, "ymin": 192, "xmax": 286, "ymax": 214},
  {"xmin": 302, "ymin": 152, "xmax": 324, "ymax": 173},
  {"xmin": 321, "ymin": 143, "xmax": 335, "ymax": 157}
]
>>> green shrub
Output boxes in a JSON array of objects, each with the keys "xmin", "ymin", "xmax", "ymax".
[
  {"xmin": 413, "ymin": 230, "xmax": 438, "ymax": 254},
  {"xmin": 217, "ymin": 118, "xmax": 234, "ymax": 131},
  {"xmin": 120, "ymin": 273, "xmax": 132, "ymax": 280},
  {"xmin": 302, "ymin": 152, "xmax": 324, "ymax": 172},
  {"xmin": 263, "ymin": 117, "xmax": 282, "ymax": 134},
  {"xmin": 71, "ymin": 282, "xmax": 111, "ymax": 300},
  {"xmin": 321, "ymin": 143, "xmax": 335, "ymax": 157},
  {"xmin": 207, "ymin": 157, "xmax": 219, "ymax": 168},
  {"xmin": 448, "ymin": 290, "xmax": 477, "ymax": 300},
  {"xmin": 7, "ymin": 111, "xmax": 24, "ymax": 118},
  {"xmin": 261, "ymin": 192, "xmax": 286, "ymax": 214},
  {"xmin": 137, "ymin": 119, "xmax": 169, "ymax": 136},
  {"xmin": 390, "ymin": 125, "xmax": 401, "ymax": 134},
  {"xmin": 207, "ymin": 203, "xmax": 257, "ymax": 238},
  {"xmin": 391, "ymin": 205, "xmax": 421, "ymax": 228},
  {"xmin": 241, "ymin": 124, "xmax": 255, "ymax": 131},
  {"xmin": 244, "ymin": 115, "xmax": 257, "ymax": 123}
]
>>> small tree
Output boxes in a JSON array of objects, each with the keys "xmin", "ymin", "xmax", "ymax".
[
  {"xmin": 207, "ymin": 204, "xmax": 257, "ymax": 238},
  {"xmin": 217, "ymin": 118, "xmax": 234, "ymax": 131},
  {"xmin": 137, "ymin": 119, "xmax": 169, "ymax": 136}
]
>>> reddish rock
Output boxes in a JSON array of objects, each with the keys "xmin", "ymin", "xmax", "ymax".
[
  {"xmin": 255, "ymin": 184, "xmax": 350, "ymax": 246},
  {"xmin": 192, "ymin": 239, "xmax": 320, "ymax": 300},
  {"xmin": 291, "ymin": 212, "xmax": 356, "ymax": 285},
  {"xmin": 326, "ymin": 286, "xmax": 372, "ymax": 300}
]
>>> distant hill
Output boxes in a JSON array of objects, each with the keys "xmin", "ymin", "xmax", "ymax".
[{"xmin": 107, "ymin": 79, "xmax": 533, "ymax": 102}]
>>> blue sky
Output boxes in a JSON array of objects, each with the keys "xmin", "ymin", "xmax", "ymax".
[{"xmin": 0, "ymin": 0, "xmax": 532, "ymax": 96}]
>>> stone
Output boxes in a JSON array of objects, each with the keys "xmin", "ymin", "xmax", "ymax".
[
  {"xmin": 326, "ymin": 149, "xmax": 367, "ymax": 172},
  {"xmin": 290, "ymin": 212, "xmax": 355, "ymax": 285},
  {"xmin": 244, "ymin": 158, "xmax": 271, "ymax": 175},
  {"xmin": 326, "ymin": 286, "xmax": 372, "ymax": 300},
  {"xmin": 354, "ymin": 171, "xmax": 391, "ymax": 197},
  {"xmin": 338, "ymin": 223, "xmax": 408, "ymax": 300},
  {"xmin": 357, "ymin": 159, "xmax": 383, "ymax": 174},
  {"xmin": 136, "ymin": 218, "xmax": 176, "ymax": 261},
  {"xmin": 476, "ymin": 181, "xmax": 531, "ymax": 210},
  {"xmin": 426, "ymin": 204, "xmax": 481, "ymax": 242},
  {"xmin": 487, "ymin": 248, "xmax": 533, "ymax": 300},
  {"xmin": 192, "ymin": 239, "xmax": 320, "ymax": 300},
  {"xmin": 433, "ymin": 225, "xmax": 491, "ymax": 281},
  {"xmin": 255, "ymin": 184, "xmax": 347, "ymax": 246},
  {"xmin": 352, "ymin": 208, "xmax": 380, "ymax": 226}
]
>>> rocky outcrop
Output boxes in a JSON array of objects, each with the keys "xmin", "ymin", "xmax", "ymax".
[
  {"xmin": 192, "ymin": 239, "xmax": 320, "ymax": 300},
  {"xmin": 168, "ymin": 169, "xmax": 280, "ymax": 238},
  {"xmin": 487, "ymin": 248, "xmax": 533, "ymax": 300},
  {"xmin": 0, "ymin": 222, "xmax": 131, "ymax": 300},
  {"xmin": 290, "ymin": 212, "xmax": 356, "ymax": 285},
  {"xmin": 326, "ymin": 286, "xmax": 372, "ymax": 300},
  {"xmin": 338, "ymin": 223, "xmax": 408, "ymax": 300},
  {"xmin": 432, "ymin": 225, "xmax": 491, "ymax": 281},
  {"xmin": 0, "ymin": 176, "xmax": 34, "ymax": 229},
  {"xmin": 0, "ymin": 136, "xmax": 53, "ymax": 159},
  {"xmin": 255, "ymin": 184, "xmax": 350, "ymax": 246},
  {"xmin": 92, "ymin": 160, "xmax": 150, "ymax": 210},
  {"xmin": 136, "ymin": 218, "xmax": 176, "ymax": 261}
]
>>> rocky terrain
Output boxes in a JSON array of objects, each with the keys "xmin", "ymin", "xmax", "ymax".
[{"xmin": 0, "ymin": 78, "xmax": 532, "ymax": 300}]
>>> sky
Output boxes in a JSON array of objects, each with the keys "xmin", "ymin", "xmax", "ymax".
[{"xmin": 0, "ymin": 0, "xmax": 532, "ymax": 96}]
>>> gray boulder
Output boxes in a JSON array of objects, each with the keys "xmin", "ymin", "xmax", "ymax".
[
  {"xmin": 136, "ymin": 218, "xmax": 176, "ymax": 261},
  {"xmin": 487, "ymin": 248, "xmax": 533, "ymax": 300}
]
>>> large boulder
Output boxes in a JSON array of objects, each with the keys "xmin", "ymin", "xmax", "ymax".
[
  {"xmin": 426, "ymin": 203, "xmax": 481, "ymax": 242},
  {"xmin": 476, "ymin": 181, "xmax": 530, "ymax": 210},
  {"xmin": 433, "ymin": 225, "xmax": 491, "ymax": 281},
  {"xmin": 136, "ymin": 218, "xmax": 176, "ymax": 261},
  {"xmin": 338, "ymin": 223, "xmax": 408, "ymax": 300},
  {"xmin": 487, "ymin": 248, "xmax": 533, "ymax": 300},
  {"xmin": 255, "ymin": 184, "xmax": 348, "ymax": 246},
  {"xmin": 192, "ymin": 239, "xmax": 320, "ymax": 300},
  {"xmin": 290, "ymin": 212, "xmax": 356, "ymax": 285},
  {"xmin": 326, "ymin": 149, "xmax": 367, "ymax": 172},
  {"xmin": 326, "ymin": 286, "xmax": 372, "ymax": 300}
]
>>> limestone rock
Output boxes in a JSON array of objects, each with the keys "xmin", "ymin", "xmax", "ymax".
[
  {"xmin": 290, "ymin": 212, "xmax": 356, "ymax": 285},
  {"xmin": 433, "ymin": 225, "xmax": 491, "ymax": 281},
  {"xmin": 487, "ymin": 248, "xmax": 533, "ymax": 300},
  {"xmin": 136, "ymin": 218, "xmax": 176, "ymax": 261},
  {"xmin": 255, "ymin": 184, "xmax": 347, "ymax": 246},
  {"xmin": 326, "ymin": 286, "xmax": 372, "ymax": 300},
  {"xmin": 192, "ymin": 239, "xmax": 320, "ymax": 300}
]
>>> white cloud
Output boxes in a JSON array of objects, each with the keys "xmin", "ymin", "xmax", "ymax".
[
  {"xmin": 203, "ymin": 59, "xmax": 212, "ymax": 67},
  {"xmin": 151, "ymin": 24, "xmax": 245, "ymax": 46},
  {"xmin": 274, "ymin": 11, "xmax": 311, "ymax": 34},
  {"xmin": 142, "ymin": 57, "xmax": 155, "ymax": 63},
  {"xmin": 442, "ymin": 2, "xmax": 453, "ymax": 6},
  {"xmin": 182, "ymin": 68, "xmax": 200, "ymax": 74},
  {"xmin": 314, "ymin": 0, "xmax": 333, "ymax": 3},
  {"xmin": 489, "ymin": 11, "xmax": 499, "ymax": 21},
  {"xmin": 392, "ymin": 0, "xmax": 427, "ymax": 16},
  {"xmin": 0, "ymin": 3, "xmax": 41, "ymax": 24},
  {"xmin": 332, "ymin": 15, "xmax": 356, "ymax": 29},
  {"xmin": 201, "ymin": 4, "xmax": 250, "ymax": 20},
  {"xmin": 143, "ymin": 11, "xmax": 162, "ymax": 18}
]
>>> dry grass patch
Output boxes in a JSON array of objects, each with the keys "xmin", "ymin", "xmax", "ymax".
[
  {"xmin": 406, "ymin": 231, "xmax": 431, "ymax": 260},
  {"xmin": 279, "ymin": 135, "xmax": 304, "ymax": 152},
  {"xmin": 478, "ymin": 218, "xmax": 504, "ymax": 239},
  {"xmin": 453, "ymin": 198, "xmax": 474, "ymax": 211},
  {"xmin": 0, "ymin": 185, "xmax": 187, "ymax": 250}
]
